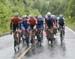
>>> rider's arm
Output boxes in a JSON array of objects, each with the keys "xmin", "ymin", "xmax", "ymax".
[
  {"xmin": 43, "ymin": 18, "xmax": 45, "ymax": 30},
  {"xmin": 10, "ymin": 22, "xmax": 13, "ymax": 30},
  {"xmin": 18, "ymin": 21, "xmax": 21, "ymax": 30},
  {"xmin": 10, "ymin": 17, "xmax": 14, "ymax": 34},
  {"xmin": 63, "ymin": 17, "xmax": 65, "ymax": 29},
  {"xmin": 18, "ymin": 17, "xmax": 21, "ymax": 22},
  {"xmin": 34, "ymin": 18, "xmax": 37, "ymax": 25},
  {"xmin": 63, "ymin": 17, "xmax": 65, "ymax": 24},
  {"xmin": 27, "ymin": 18, "xmax": 30, "ymax": 25},
  {"xmin": 33, "ymin": 18, "xmax": 37, "ymax": 29},
  {"xmin": 18, "ymin": 17, "xmax": 21, "ymax": 29},
  {"xmin": 10, "ymin": 17, "xmax": 13, "ymax": 31},
  {"xmin": 44, "ymin": 18, "xmax": 48, "ymax": 30}
]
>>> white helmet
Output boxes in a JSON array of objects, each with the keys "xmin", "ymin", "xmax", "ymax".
[
  {"xmin": 24, "ymin": 15, "xmax": 27, "ymax": 17},
  {"xmin": 14, "ymin": 12, "xmax": 19, "ymax": 16},
  {"xmin": 22, "ymin": 15, "xmax": 28, "ymax": 21},
  {"xmin": 51, "ymin": 15, "xmax": 56, "ymax": 18},
  {"xmin": 59, "ymin": 14, "xmax": 63, "ymax": 18},
  {"xmin": 23, "ymin": 15, "xmax": 28, "ymax": 18},
  {"xmin": 38, "ymin": 15, "xmax": 43, "ymax": 19},
  {"xmin": 29, "ymin": 15, "xmax": 33, "ymax": 18},
  {"xmin": 47, "ymin": 12, "xmax": 51, "ymax": 16},
  {"xmin": 38, "ymin": 15, "xmax": 43, "ymax": 21}
]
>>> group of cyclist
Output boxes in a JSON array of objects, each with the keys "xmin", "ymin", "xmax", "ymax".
[{"xmin": 10, "ymin": 12, "xmax": 65, "ymax": 50}]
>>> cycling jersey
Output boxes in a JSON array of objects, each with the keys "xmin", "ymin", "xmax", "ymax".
[
  {"xmin": 37, "ymin": 20, "xmax": 43, "ymax": 29},
  {"xmin": 10, "ymin": 16, "xmax": 21, "ymax": 32},
  {"xmin": 45, "ymin": 16, "xmax": 53, "ymax": 29},
  {"xmin": 11, "ymin": 16, "xmax": 21, "ymax": 24},
  {"xmin": 28, "ymin": 18, "xmax": 37, "ymax": 25},
  {"xmin": 20, "ymin": 20, "xmax": 29, "ymax": 30},
  {"xmin": 28, "ymin": 17, "xmax": 37, "ymax": 29},
  {"xmin": 51, "ymin": 15, "xmax": 58, "ymax": 28},
  {"xmin": 59, "ymin": 17, "xmax": 64, "ymax": 26}
]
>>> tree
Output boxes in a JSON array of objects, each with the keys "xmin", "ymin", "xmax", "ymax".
[{"xmin": 67, "ymin": 0, "xmax": 75, "ymax": 17}]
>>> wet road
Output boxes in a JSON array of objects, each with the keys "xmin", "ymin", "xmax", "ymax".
[{"xmin": 0, "ymin": 27, "xmax": 75, "ymax": 59}]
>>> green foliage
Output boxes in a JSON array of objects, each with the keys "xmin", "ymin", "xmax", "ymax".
[
  {"xmin": 67, "ymin": 0, "xmax": 75, "ymax": 17},
  {"xmin": 48, "ymin": 0, "xmax": 67, "ymax": 15},
  {"xmin": 0, "ymin": 0, "xmax": 41, "ymax": 34},
  {"xmin": 0, "ymin": 0, "xmax": 75, "ymax": 34},
  {"xmin": 65, "ymin": 0, "xmax": 75, "ymax": 30}
]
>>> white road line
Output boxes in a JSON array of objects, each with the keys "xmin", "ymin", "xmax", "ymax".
[{"xmin": 66, "ymin": 26, "xmax": 75, "ymax": 34}]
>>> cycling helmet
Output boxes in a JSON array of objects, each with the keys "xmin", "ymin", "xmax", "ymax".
[
  {"xmin": 14, "ymin": 12, "xmax": 19, "ymax": 17},
  {"xmin": 59, "ymin": 14, "xmax": 63, "ymax": 18},
  {"xmin": 47, "ymin": 12, "xmax": 51, "ymax": 16},
  {"xmin": 38, "ymin": 15, "xmax": 43, "ymax": 21},
  {"xmin": 29, "ymin": 15, "xmax": 34, "ymax": 19},
  {"xmin": 38, "ymin": 15, "xmax": 43, "ymax": 19},
  {"xmin": 23, "ymin": 15, "xmax": 28, "ymax": 19}
]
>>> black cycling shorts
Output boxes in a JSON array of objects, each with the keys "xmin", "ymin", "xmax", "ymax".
[
  {"xmin": 59, "ymin": 23, "xmax": 64, "ymax": 26},
  {"xmin": 30, "ymin": 25, "xmax": 35, "ymax": 30},
  {"xmin": 12, "ymin": 24, "xmax": 18, "ymax": 32}
]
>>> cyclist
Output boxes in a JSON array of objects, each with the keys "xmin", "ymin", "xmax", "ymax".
[
  {"xmin": 10, "ymin": 12, "xmax": 21, "ymax": 34},
  {"xmin": 58, "ymin": 14, "xmax": 65, "ymax": 35},
  {"xmin": 20, "ymin": 15, "xmax": 30, "ymax": 46},
  {"xmin": 28, "ymin": 15, "xmax": 37, "ymax": 45},
  {"xmin": 45, "ymin": 12, "xmax": 54, "ymax": 36},
  {"xmin": 10, "ymin": 12, "xmax": 21, "ymax": 52},
  {"xmin": 20, "ymin": 15, "xmax": 29, "ymax": 31},
  {"xmin": 37, "ymin": 15, "xmax": 44, "ymax": 30},
  {"xmin": 36, "ymin": 15, "xmax": 44, "ymax": 42},
  {"xmin": 28, "ymin": 15, "xmax": 37, "ymax": 30},
  {"xmin": 45, "ymin": 12, "xmax": 55, "ymax": 46},
  {"xmin": 58, "ymin": 15, "xmax": 65, "ymax": 27}
]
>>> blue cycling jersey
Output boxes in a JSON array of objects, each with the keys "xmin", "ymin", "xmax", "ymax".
[
  {"xmin": 20, "ymin": 20, "xmax": 29, "ymax": 30},
  {"xmin": 37, "ymin": 20, "xmax": 43, "ymax": 29}
]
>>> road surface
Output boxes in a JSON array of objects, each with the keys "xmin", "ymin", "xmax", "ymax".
[{"xmin": 0, "ymin": 27, "xmax": 75, "ymax": 59}]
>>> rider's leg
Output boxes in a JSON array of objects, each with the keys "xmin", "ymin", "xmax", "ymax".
[
  {"xmin": 63, "ymin": 25, "xmax": 65, "ymax": 35},
  {"xmin": 29, "ymin": 25, "xmax": 33, "ymax": 45},
  {"xmin": 13, "ymin": 25, "xmax": 17, "ymax": 52}
]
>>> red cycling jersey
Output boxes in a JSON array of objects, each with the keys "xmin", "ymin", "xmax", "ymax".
[
  {"xmin": 11, "ymin": 16, "xmax": 21, "ymax": 24},
  {"xmin": 28, "ymin": 17, "xmax": 37, "ymax": 25}
]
